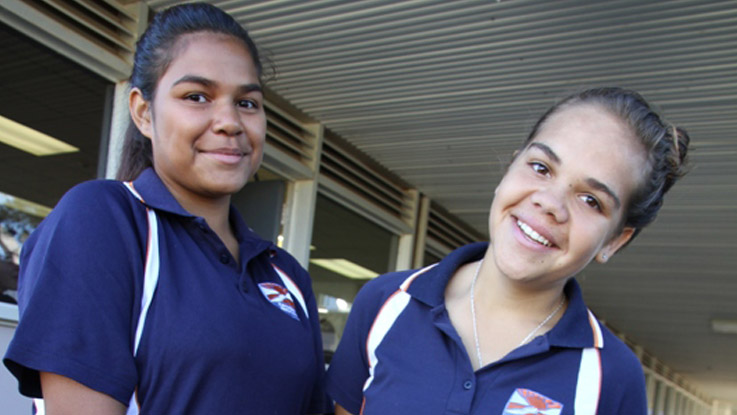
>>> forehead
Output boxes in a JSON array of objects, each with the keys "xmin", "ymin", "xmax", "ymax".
[
  {"xmin": 160, "ymin": 32, "xmax": 258, "ymax": 82},
  {"xmin": 529, "ymin": 104, "xmax": 649, "ymax": 204}
]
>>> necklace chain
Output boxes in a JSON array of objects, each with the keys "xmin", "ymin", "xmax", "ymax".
[{"xmin": 469, "ymin": 259, "xmax": 565, "ymax": 368}]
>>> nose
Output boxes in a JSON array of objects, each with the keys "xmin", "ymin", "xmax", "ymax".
[
  {"xmin": 212, "ymin": 101, "xmax": 244, "ymax": 137},
  {"xmin": 530, "ymin": 185, "xmax": 569, "ymax": 223}
]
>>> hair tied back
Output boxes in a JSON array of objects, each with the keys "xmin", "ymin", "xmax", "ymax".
[{"xmin": 671, "ymin": 125, "xmax": 680, "ymax": 153}]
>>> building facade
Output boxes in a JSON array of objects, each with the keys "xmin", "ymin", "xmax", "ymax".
[{"xmin": 0, "ymin": 1, "xmax": 731, "ymax": 414}]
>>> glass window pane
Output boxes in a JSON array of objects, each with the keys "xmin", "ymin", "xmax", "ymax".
[
  {"xmin": 309, "ymin": 194, "xmax": 398, "ymax": 358},
  {"xmin": 0, "ymin": 22, "xmax": 111, "ymax": 304},
  {"xmin": 423, "ymin": 250, "xmax": 443, "ymax": 267}
]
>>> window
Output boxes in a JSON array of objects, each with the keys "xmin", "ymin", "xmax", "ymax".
[
  {"xmin": 309, "ymin": 194, "xmax": 398, "ymax": 351},
  {"xmin": 0, "ymin": 22, "xmax": 111, "ymax": 304}
]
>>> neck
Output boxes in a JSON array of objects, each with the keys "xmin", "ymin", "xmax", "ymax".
[
  {"xmin": 475, "ymin": 249, "xmax": 568, "ymax": 318},
  {"xmin": 189, "ymin": 199, "xmax": 232, "ymax": 235},
  {"xmin": 165, "ymin": 184, "xmax": 233, "ymax": 237},
  {"xmin": 467, "ymin": 256, "xmax": 568, "ymax": 369}
]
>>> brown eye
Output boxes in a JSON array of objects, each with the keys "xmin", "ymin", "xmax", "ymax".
[
  {"xmin": 579, "ymin": 194, "xmax": 602, "ymax": 211},
  {"xmin": 185, "ymin": 94, "xmax": 207, "ymax": 103},
  {"xmin": 530, "ymin": 162, "xmax": 550, "ymax": 176},
  {"xmin": 237, "ymin": 99, "xmax": 259, "ymax": 109}
]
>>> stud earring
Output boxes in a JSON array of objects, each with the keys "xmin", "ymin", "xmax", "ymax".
[{"xmin": 601, "ymin": 253, "xmax": 608, "ymax": 261}]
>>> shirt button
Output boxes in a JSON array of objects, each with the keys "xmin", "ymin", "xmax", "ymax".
[
  {"xmin": 463, "ymin": 380, "xmax": 473, "ymax": 390},
  {"xmin": 220, "ymin": 254, "xmax": 230, "ymax": 264}
]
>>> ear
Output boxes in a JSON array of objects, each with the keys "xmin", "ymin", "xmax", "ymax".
[
  {"xmin": 129, "ymin": 87, "xmax": 153, "ymax": 139},
  {"xmin": 596, "ymin": 226, "xmax": 635, "ymax": 264}
]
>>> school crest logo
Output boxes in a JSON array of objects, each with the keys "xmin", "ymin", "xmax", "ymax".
[
  {"xmin": 258, "ymin": 282, "xmax": 299, "ymax": 321},
  {"xmin": 502, "ymin": 388, "xmax": 563, "ymax": 415}
]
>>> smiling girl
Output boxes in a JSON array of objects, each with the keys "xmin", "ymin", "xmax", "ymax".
[
  {"xmin": 4, "ymin": 3, "xmax": 330, "ymax": 414},
  {"xmin": 326, "ymin": 87, "xmax": 690, "ymax": 415}
]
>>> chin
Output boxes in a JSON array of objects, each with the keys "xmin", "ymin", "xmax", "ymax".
[
  {"xmin": 210, "ymin": 171, "xmax": 251, "ymax": 192},
  {"xmin": 223, "ymin": 181, "xmax": 249, "ymax": 195},
  {"xmin": 492, "ymin": 250, "xmax": 531, "ymax": 281},
  {"xmin": 202, "ymin": 179, "xmax": 248, "ymax": 197}
]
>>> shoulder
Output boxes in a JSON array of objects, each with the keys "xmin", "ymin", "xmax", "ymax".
[
  {"xmin": 23, "ymin": 180, "xmax": 146, "ymax": 260},
  {"xmin": 350, "ymin": 270, "xmax": 419, "ymax": 317},
  {"xmin": 595, "ymin": 325, "xmax": 648, "ymax": 412},
  {"xmin": 57, "ymin": 179, "xmax": 130, "ymax": 205},
  {"xmin": 599, "ymin": 325, "xmax": 645, "ymax": 380},
  {"xmin": 363, "ymin": 270, "xmax": 416, "ymax": 295},
  {"xmin": 49, "ymin": 179, "xmax": 141, "ymax": 225}
]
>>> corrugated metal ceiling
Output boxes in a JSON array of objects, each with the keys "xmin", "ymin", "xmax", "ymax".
[{"xmin": 146, "ymin": 0, "xmax": 737, "ymax": 405}]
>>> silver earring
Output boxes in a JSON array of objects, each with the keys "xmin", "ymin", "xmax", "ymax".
[{"xmin": 601, "ymin": 253, "xmax": 608, "ymax": 261}]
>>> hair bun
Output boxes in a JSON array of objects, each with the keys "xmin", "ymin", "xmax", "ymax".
[{"xmin": 664, "ymin": 125, "xmax": 691, "ymax": 193}]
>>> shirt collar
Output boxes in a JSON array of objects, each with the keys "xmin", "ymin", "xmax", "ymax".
[
  {"xmin": 129, "ymin": 168, "xmax": 270, "ymax": 249},
  {"xmin": 407, "ymin": 242, "xmax": 488, "ymax": 306},
  {"xmin": 547, "ymin": 278, "xmax": 603, "ymax": 349},
  {"xmin": 407, "ymin": 241, "xmax": 601, "ymax": 349},
  {"xmin": 130, "ymin": 168, "xmax": 192, "ymax": 217}
]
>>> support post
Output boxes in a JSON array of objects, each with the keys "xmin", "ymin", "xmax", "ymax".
[{"xmin": 395, "ymin": 189, "xmax": 419, "ymax": 271}]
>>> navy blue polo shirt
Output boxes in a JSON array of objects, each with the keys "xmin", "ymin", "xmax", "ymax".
[
  {"xmin": 4, "ymin": 168, "xmax": 331, "ymax": 414},
  {"xmin": 326, "ymin": 242, "xmax": 646, "ymax": 415}
]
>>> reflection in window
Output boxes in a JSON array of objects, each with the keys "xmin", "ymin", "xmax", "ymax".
[
  {"xmin": 309, "ymin": 194, "xmax": 398, "ymax": 351},
  {"xmin": 0, "ymin": 22, "xmax": 111, "ymax": 305},
  {"xmin": 0, "ymin": 193, "xmax": 47, "ymax": 304}
]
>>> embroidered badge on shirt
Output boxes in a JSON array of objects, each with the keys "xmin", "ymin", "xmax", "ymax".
[
  {"xmin": 258, "ymin": 282, "xmax": 299, "ymax": 321},
  {"xmin": 502, "ymin": 388, "xmax": 563, "ymax": 415}
]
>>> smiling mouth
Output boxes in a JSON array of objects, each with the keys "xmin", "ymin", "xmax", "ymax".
[
  {"xmin": 209, "ymin": 149, "xmax": 245, "ymax": 156},
  {"xmin": 516, "ymin": 219, "xmax": 552, "ymax": 247},
  {"xmin": 201, "ymin": 149, "xmax": 247, "ymax": 164}
]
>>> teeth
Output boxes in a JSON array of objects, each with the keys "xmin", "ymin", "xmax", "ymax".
[{"xmin": 517, "ymin": 220, "xmax": 552, "ymax": 247}]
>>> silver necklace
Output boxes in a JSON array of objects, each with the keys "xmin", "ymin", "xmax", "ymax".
[{"xmin": 469, "ymin": 259, "xmax": 566, "ymax": 368}]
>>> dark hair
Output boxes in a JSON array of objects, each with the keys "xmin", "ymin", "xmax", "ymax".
[
  {"xmin": 116, "ymin": 2, "xmax": 263, "ymax": 181},
  {"xmin": 523, "ymin": 87, "xmax": 690, "ymax": 243}
]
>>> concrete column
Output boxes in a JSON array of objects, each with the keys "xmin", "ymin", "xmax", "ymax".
[
  {"xmin": 711, "ymin": 401, "xmax": 733, "ymax": 415},
  {"xmin": 674, "ymin": 392, "xmax": 683, "ymax": 415},
  {"xmin": 395, "ymin": 189, "xmax": 420, "ymax": 271},
  {"xmin": 105, "ymin": 81, "xmax": 131, "ymax": 179},
  {"xmin": 685, "ymin": 399, "xmax": 694, "ymax": 415},
  {"xmin": 411, "ymin": 195, "xmax": 431, "ymax": 269},
  {"xmin": 277, "ymin": 121, "xmax": 323, "ymax": 268},
  {"xmin": 646, "ymin": 372, "xmax": 657, "ymax": 415},
  {"xmin": 281, "ymin": 179, "xmax": 319, "ymax": 268},
  {"xmin": 665, "ymin": 387, "xmax": 676, "ymax": 415},
  {"xmin": 654, "ymin": 379, "xmax": 667, "ymax": 415}
]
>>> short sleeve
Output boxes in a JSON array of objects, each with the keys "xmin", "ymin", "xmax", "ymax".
[
  {"xmin": 325, "ymin": 275, "xmax": 398, "ymax": 414},
  {"xmin": 600, "ymin": 337, "xmax": 648, "ymax": 415},
  {"xmin": 3, "ymin": 181, "xmax": 147, "ymax": 404}
]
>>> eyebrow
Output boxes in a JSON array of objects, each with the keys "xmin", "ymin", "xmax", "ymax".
[
  {"xmin": 529, "ymin": 142, "xmax": 561, "ymax": 164},
  {"xmin": 528, "ymin": 142, "xmax": 621, "ymax": 209},
  {"xmin": 172, "ymin": 75, "xmax": 262, "ymax": 94},
  {"xmin": 586, "ymin": 178, "xmax": 621, "ymax": 209}
]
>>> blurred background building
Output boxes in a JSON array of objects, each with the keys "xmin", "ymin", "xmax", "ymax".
[{"xmin": 0, "ymin": 1, "xmax": 735, "ymax": 414}]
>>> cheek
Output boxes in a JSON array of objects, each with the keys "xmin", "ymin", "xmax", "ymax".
[
  {"xmin": 575, "ymin": 222, "xmax": 613, "ymax": 256},
  {"xmin": 248, "ymin": 117, "xmax": 267, "ymax": 143},
  {"xmin": 488, "ymin": 184, "xmax": 508, "ymax": 233},
  {"xmin": 490, "ymin": 174, "xmax": 519, "ymax": 208}
]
